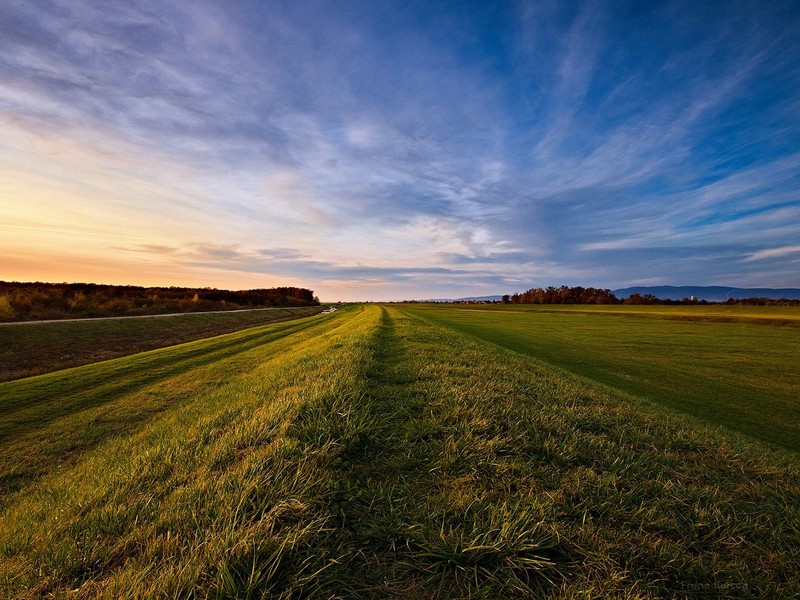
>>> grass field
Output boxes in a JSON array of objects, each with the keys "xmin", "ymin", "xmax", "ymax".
[
  {"xmin": 1, "ymin": 304, "xmax": 799, "ymax": 597},
  {"xmin": 0, "ymin": 306, "xmax": 323, "ymax": 382},
  {"xmin": 405, "ymin": 303, "xmax": 800, "ymax": 452}
]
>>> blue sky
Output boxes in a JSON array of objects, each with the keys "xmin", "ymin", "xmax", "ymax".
[{"xmin": 1, "ymin": 0, "xmax": 799, "ymax": 300}]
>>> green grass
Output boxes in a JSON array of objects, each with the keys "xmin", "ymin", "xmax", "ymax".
[
  {"xmin": 1, "ymin": 305, "xmax": 799, "ymax": 597},
  {"xmin": 0, "ymin": 306, "xmax": 323, "ymax": 382},
  {"xmin": 0, "ymin": 313, "xmax": 332, "ymax": 494},
  {"xmin": 405, "ymin": 303, "xmax": 800, "ymax": 452}
]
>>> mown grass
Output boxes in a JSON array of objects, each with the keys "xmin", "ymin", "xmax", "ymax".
[
  {"xmin": 1, "ymin": 305, "xmax": 799, "ymax": 597},
  {"xmin": 0, "ymin": 306, "xmax": 324, "ymax": 382},
  {"xmin": 406, "ymin": 303, "xmax": 800, "ymax": 452},
  {"xmin": 0, "ymin": 313, "xmax": 333, "ymax": 495}
]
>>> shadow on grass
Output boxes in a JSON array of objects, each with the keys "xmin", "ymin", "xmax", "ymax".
[
  {"xmin": 0, "ymin": 317, "xmax": 324, "ymax": 441},
  {"xmin": 0, "ymin": 317, "xmax": 328, "ymax": 495},
  {"xmin": 280, "ymin": 307, "xmax": 575, "ymax": 596}
]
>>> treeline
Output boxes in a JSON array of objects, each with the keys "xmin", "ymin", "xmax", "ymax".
[
  {"xmin": 0, "ymin": 281, "xmax": 319, "ymax": 322},
  {"xmin": 500, "ymin": 286, "xmax": 800, "ymax": 306},
  {"xmin": 506, "ymin": 286, "xmax": 618, "ymax": 305}
]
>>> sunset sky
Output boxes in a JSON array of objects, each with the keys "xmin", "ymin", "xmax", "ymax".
[{"xmin": 2, "ymin": 1, "xmax": 799, "ymax": 301}]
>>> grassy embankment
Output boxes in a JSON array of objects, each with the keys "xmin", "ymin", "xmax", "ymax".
[
  {"xmin": 406, "ymin": 303, "xmax": 800, "ymax": 452},
  {"xmin": 1, "ymin": 304, "xmax": 799, "ymax": 597},
  {"xmin": 0, "ymin": 306, "xmax": 323, "ymax": 382}
]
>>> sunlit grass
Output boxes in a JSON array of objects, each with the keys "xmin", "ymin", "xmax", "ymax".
[
  {"xmin": 406, "ymin": 303, "xmax": 800, "ymax": 451},
  {"xmin": 0, "ymin": 306, "xmax": 323, "ymax": 382}
]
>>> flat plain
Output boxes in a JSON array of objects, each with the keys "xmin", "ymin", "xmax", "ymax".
[
  {"xmin": 405, "ymin": 303, "xmax": 800, "ymax": 451},
  {"xmin": 0, "ymin": 306, "xmax": 323, "ymax": 382},
  {"xmin": 1, "ymin": 304, "xmax": 798, "ymax": 598}
]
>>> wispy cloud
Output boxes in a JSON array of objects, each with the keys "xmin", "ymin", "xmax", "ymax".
[
  {"xmin": 745, "ymin": 246, "xmax": 800, "ymax": 262},
  {"xmin": 1, "ymin": 0, "xmax": 799, "ymax": 298}
]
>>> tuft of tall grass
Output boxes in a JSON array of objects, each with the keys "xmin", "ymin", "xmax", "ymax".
[{"xmin": 408, "ymin": 501, "xmax": 568, "ymax": 596}]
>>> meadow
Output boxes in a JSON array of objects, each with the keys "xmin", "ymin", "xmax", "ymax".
[
  {"xmin": 406, "ymin": 303, "xmax": 800, "ymax": 452},
  {"xmin": 0, "ymin": 306, "xmax": 323, "ymax": 382},
  {"xmin": 1, "ymin": 304, "xmax": 798, "ymax": 597}
]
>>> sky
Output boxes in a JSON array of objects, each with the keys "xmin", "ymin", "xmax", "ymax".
[{"xmin": 2, "ymin": 0, "xmax": 799, "ymax": 301}]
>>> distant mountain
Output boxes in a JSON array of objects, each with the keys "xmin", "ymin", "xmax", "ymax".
[
  {"xmin": 612, "ymin": 286, "xmax": 800, "ymax": 301},
  {"xmin": 455, "ymin": 295, "xmax": 504, "ymax": 302},
  {"xmin": 421, "ymin": 295, "xmax": 504, "ymax": 303}
]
